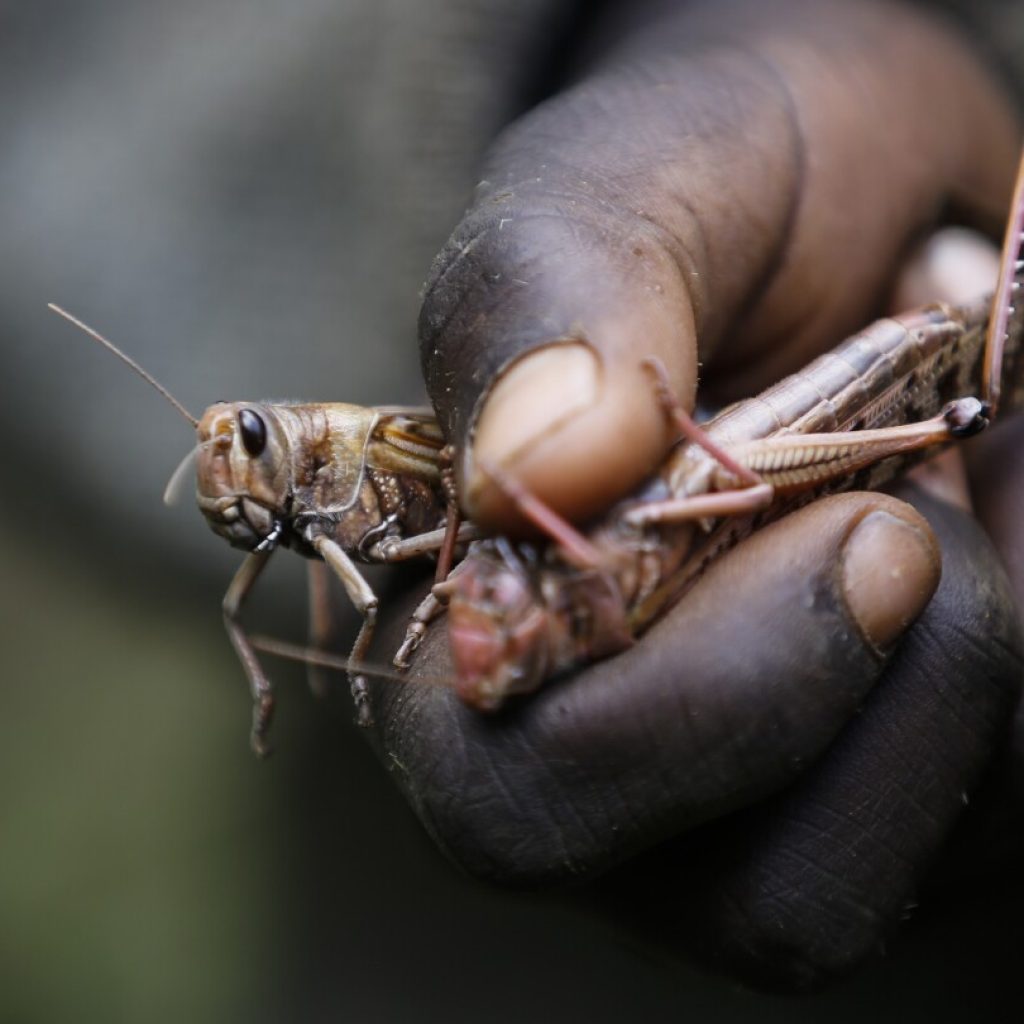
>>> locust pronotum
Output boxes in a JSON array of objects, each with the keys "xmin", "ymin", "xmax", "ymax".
[
  {"xmin": 395, "ymin": 151, "xmax": 1024, "ymax": 711},
  {"xmin": 48, "ymin": 305, "xmax": 476, "ymax": 754}
]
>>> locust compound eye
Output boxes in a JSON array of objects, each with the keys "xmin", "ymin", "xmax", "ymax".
[{"xmin": 238, "ymin": 408, "xmax": 267, "ymax": 456}]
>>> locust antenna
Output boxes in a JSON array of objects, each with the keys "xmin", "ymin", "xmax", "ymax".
[
  {"xmin": 249, "ymin": 634, "xmax": 455, "ymax": 690},
  {"xmin": 48, "ymin": 303, "xmax": 199, "ymax": 428},
  {"xmin": 163, "ymin": 447, "xmax": 199, "ymax": 506}
]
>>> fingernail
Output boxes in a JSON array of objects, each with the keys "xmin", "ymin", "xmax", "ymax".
[
  {"xmin": 841, "ymin": 510, "xmax": 940, "ymax": 649},
  {"xmin": 465, "ymin": 342, "xmax": 600, "ymax": 498}
]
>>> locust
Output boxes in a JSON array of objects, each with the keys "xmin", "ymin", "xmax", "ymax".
[
  {"xmin": 49, "ymin": 151, "xmax": 1024, "ymax": 736},
  {"xmin": 393, "ymin": 152, "xmax": 1024, "ymax": 712},
  {"xmin": 48, "ymin": 305, "xmax": 474, "ymax": 755}
]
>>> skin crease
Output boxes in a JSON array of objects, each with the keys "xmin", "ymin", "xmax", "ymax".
[{"xmin": 363, "ymin": 0, "xmax": 1024, "ymax": 990}]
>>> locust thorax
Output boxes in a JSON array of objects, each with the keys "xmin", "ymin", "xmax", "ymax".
[
  {"xmin": 446, "ymin": 548, "xmax": 552, "ymax": 710},
  {"xmin": 196, "ymin": 402, "xmax": 292, "ymax": 550}
]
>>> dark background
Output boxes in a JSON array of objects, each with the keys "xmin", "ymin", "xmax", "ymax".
[{"xmin": 3, "ymin": 1, "xmax": 1024, "ymax": 1020}]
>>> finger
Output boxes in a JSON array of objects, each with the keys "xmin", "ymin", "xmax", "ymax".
[
  {"xmin": 598, "ymin": 489, "xmax": 1022, "ymax": 990},
  {"xmin": 944, "ymin": 414, "xmax": 1024, "ymax": 875},
  {"xmin": 968, "ymin": 415, "xmax": 1024, "ymax": 610},
  {"xmin": 933, "ymin": 699, "xmax": 1024, "ymax": 883},
  {"xmin": 421, "ymin": 0, "xmax": 1020, "ymax": 530},
  {"xmin": 888, "ymin": 227, "xmax": 1002, "ymax": 311},
  {"xmin": 906, "ymin": 447, "xmax": 973, "ymax": 513},
  {"xmin": 370, "ymin": 491, "xmax": 940, "ymax": 883}
]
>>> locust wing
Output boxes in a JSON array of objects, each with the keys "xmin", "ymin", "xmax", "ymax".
[{"xmin": 366, "ymin": 406, "xmax": 446, "ymax": 481}]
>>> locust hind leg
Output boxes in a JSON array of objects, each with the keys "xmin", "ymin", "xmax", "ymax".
[
  {"xmin": 312, "ymin": 535, "xmax": 379, "ymax": 727},
  {"xmin": 476, "ymin": 459, "xmax": 606, "ymax": 571},
  {"xmin": 637, "ymin": 355, "xmax": 775, "ymax": 525},
  {"xmin": 627, "ymin": 393, "xmax": 989, "ymax": 528},
  {"xmin": 474, "ymin": 461, "xmax": 633, "ymax": 650},
  {"xmin": 222, "ymin": 549, "xmax": 276, "ymax": 756}
]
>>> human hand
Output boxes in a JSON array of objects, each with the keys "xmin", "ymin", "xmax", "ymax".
[{"xmin": 370, "ymin": 0, "xmax": 1024, "ymax": 988}]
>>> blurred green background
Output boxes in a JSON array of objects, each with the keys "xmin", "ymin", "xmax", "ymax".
[{"xmin": 3, "ymin": 1, "xmax": 1024, "ymax": 1021}]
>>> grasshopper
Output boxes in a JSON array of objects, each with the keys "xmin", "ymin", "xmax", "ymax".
[
  {"xmin": 396, "ymin": 153, "xmax": 1024, "ymax": 711},
  {"xmin": 48, "ymin": 305, "xmax": 473, "ymax": 754}
]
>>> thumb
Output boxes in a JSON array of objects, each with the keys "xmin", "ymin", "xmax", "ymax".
[{"xmin": 420, "ymin": 0, "xmax": 1019, "ymax": 531}]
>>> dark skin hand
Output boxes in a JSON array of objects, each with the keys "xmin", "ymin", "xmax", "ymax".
[{"xmin": 367, "ymin": 0, "xmax": 1024, "ymax": 989}]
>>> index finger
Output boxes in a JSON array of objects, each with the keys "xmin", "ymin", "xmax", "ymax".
[{"xmin": 421, "ymin": 0, "xmax": 1020, "ymax": 531}]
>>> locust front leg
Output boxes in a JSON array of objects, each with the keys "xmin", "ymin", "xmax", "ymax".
[
  {"xmin": 306, "ymin": 560, "xmax": 344, "ymax": 699},
  {"xmin": 393, "ymin": 590, "xmax": 445, "ymax": 670},
  {"xmin": 311, "ymin": 534, "xmax": 379, "ymax": 728},
  {"xmin": 379, "ymin": 444, "xmax": 479, "ymax": 669},
  {"xmin": 393, "ymin": 561, "xmax": 472, "ymax": 669},
  {"xmin": 223, "ymin": 549, "xmax": 276, "ymax": 756},
  {"xmin": 373, "ymin": 521, "xmax": 480, "ymax": 562},
  {"xmin": 375, "ymin": 516, "xmax": 482, "ymax": 671}
]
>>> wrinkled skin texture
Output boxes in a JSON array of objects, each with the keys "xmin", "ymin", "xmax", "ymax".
[{"xmin": 368, "ymin": 0, "xmax": 1024, "ymax": 989}]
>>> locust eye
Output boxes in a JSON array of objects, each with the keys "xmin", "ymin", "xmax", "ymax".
[{"xmin": 238, "ymin": 408, "xmax": 267, "ymax": 457}]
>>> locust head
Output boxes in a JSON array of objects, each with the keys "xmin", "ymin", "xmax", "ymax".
[
  {"xmin": 195, "ymin": 403, "xmax": 292, "ymax": 550},
  {"xmin": 47, "ymin": 306, "xmax": 298, "ymax": 553},
  {"xmin": 442, "ymin": 544, "xmax": 551, "ymax": 711}
]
